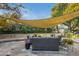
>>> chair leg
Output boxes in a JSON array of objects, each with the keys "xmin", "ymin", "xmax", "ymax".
[{"xmin": 25, "ymin": 43, "xmax": 30, "ymax": 49}]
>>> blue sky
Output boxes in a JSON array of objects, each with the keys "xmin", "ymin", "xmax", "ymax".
[{"xmin": 0, "ymin": 3, "xmax": 56, "ymax": 20}]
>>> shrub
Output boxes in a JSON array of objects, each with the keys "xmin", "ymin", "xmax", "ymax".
[{"xmin": 63, "ymin": 39, "xmax": 73, "ymax": 45}]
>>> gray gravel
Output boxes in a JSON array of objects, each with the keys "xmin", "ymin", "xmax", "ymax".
[
  {"xmin": 0, "ymin": 41, "xmax": 71, "ymax": 56},
  {"xmin": 0, "ymin": 41, "xmax": 35, "ymax": 56}
]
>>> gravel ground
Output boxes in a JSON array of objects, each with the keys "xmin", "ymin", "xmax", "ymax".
[
  {"xmin": 0, "ymin": 41, "xmax": 36, "ymax": 56},
  {"xmin": 0, "ymin": 41, "xmax": 78, "ymax": 56}
]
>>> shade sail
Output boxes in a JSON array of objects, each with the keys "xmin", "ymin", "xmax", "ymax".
[{"xmin": 1, "ymin": 11, "xmax": 79, "ymax": 28}]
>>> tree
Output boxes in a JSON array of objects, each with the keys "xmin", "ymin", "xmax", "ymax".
[
  {"xmin": 0, "ymin": 3, "xmax": 24, "ymax": 30},
  {"xmin": 52, "ymin": 3, "xmax": 68, "ymax": 17},
  {"xmin": 52, "ymin": 3, "xmax": 79, "ymax": 32},
  {"xmin": 52, "ymin": 4, "xmax": 68, "ymax": 33},
  {"xmin": 63, "ymin": 4, "xmax": 79, "ymax": 32},
  {"xmin": 0, "ymin": 3, "xmax": 24, "ymax": 19}
]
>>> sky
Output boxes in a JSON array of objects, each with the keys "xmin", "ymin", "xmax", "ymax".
[{"xmin": 0, "ymin": 3, "xmax": 56, "ymax": 20}]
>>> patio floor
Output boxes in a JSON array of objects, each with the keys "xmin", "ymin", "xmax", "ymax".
[{"xmin": 0, "ymin": 40, "xmax": 75, "ymax": 56}]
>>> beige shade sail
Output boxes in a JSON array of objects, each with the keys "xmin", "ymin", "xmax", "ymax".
[{"xmin": 0, "ymin": 11, "xmax": 79, "ymax": 28}]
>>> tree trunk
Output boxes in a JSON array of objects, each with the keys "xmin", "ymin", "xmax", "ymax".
[{"xmin": 56, "ymin": 25, "xmax": 59, "ymax": 33}]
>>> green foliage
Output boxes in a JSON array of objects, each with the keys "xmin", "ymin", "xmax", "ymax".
[
  {"xmin": 77, "ymin": 34, "xmax": 79, "ymax": 39},
  {"xmin": 63, "ymin": 39, "xmax": 73, "ymax": 45},
  {"xmin": 74, "ymin": 34, "xmax": 79, "ymax": 39},
  {"xmin": 52, "ymin": 3, "xmax": 68, "ymax": 17},
  {"xmin": 0, "ymin": 3, "xmax": 23, "ymax": 19},
  {"xmin": 52, "ymin": 3, "xmax": 79, "ymax": 32},
  {"xmin": 0, "ymin": 24, "xmax": 53, "ymax": 34},
  {"xmin": 63, "ymin": 4, "xmax": 79, "ymax": 14},
  {"xmin": 65, "ymin": 32, "xmax": 73, "ymax": 38}
]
